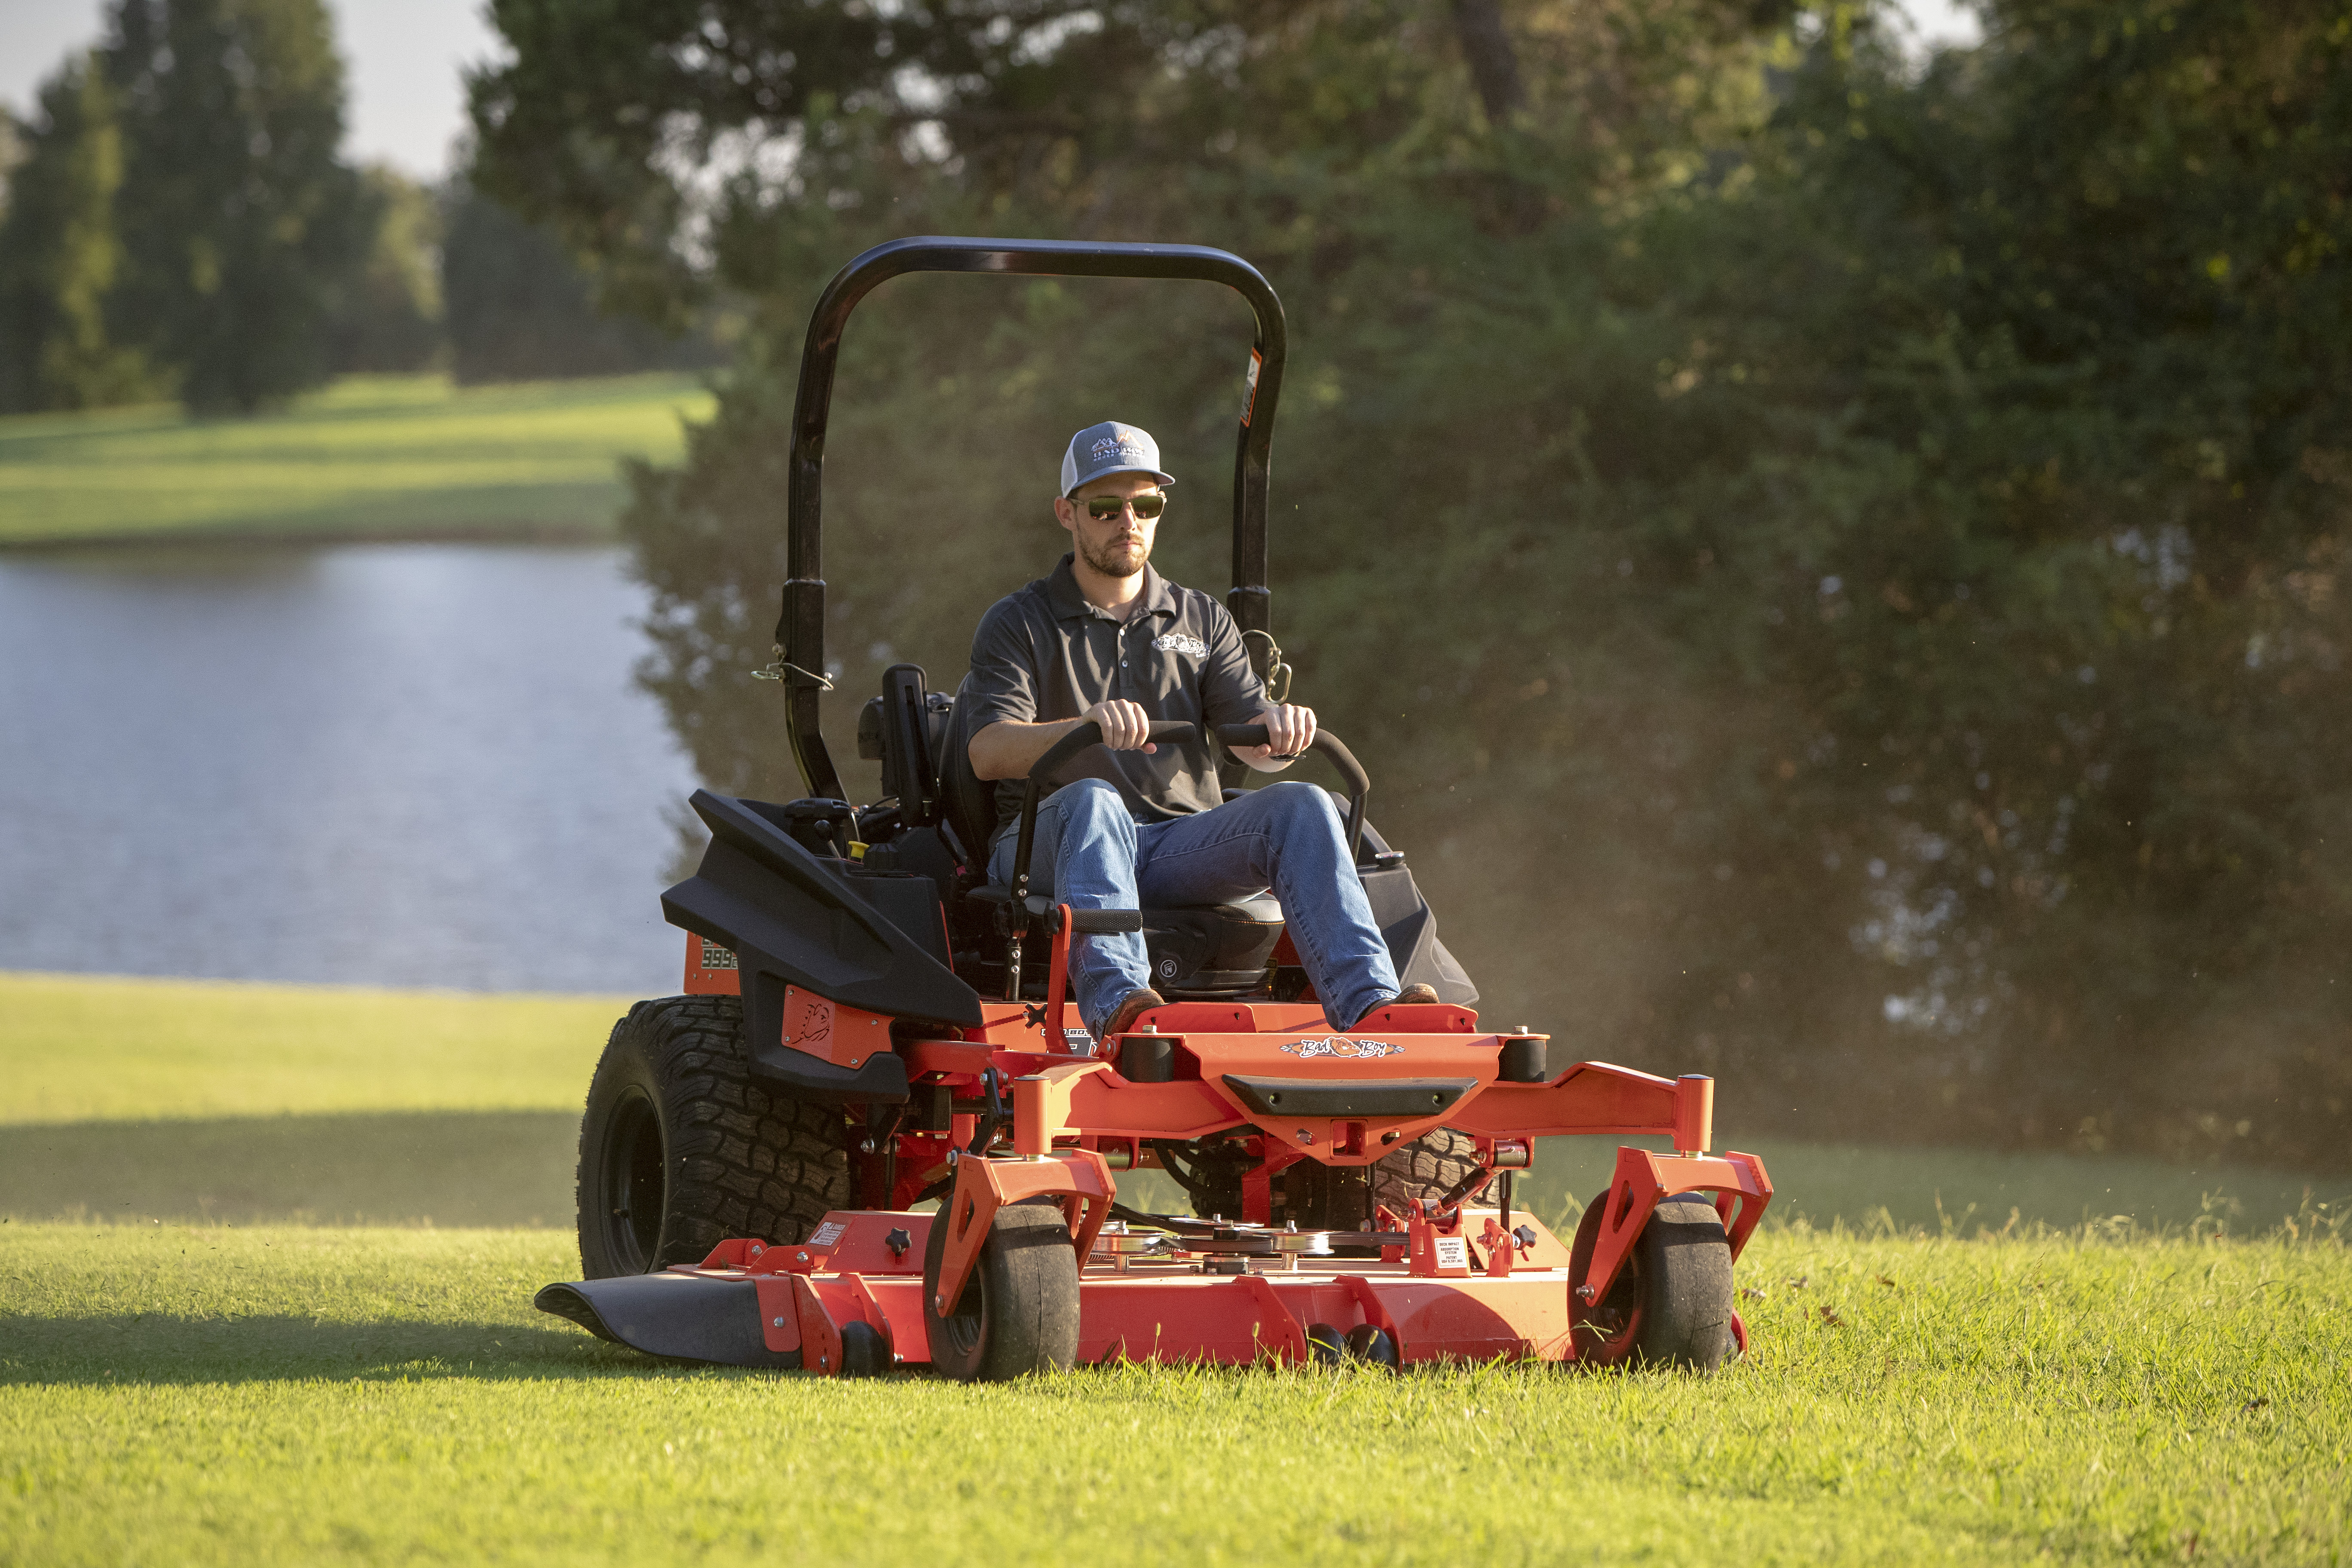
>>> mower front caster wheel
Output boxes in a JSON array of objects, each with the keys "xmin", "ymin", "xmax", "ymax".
[
  {"xmin": 921, "ymin": 1198, "xmax": 1080, "ymax": 1381},
  {"xmin": 1567, "ymin": 1192, "xmax": 1736, "ymax": 1372}
]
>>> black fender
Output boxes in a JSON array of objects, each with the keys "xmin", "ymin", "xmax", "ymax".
[
  {"xmin": 662, "ymin": 790, "xmax": 983, "ymax": 1103},
  {"xmin": 754, "ymin": 1043, "xmax": 911, "ymax": 1104}
]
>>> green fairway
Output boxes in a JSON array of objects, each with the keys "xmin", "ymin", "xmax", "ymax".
[
  {"xmin": 2, "ymin": 1222, "xmax": 2344, "ymax": 1566},
  {"xmin": 4, "ymin": 971, "xmax": 2343, "ymax": 1236},
  {"xmin": 0, "ymin": 971, "xmax": 630, "ymax": 1125},
  {"xmin": 0, "ymin": 374, "xmax": 714, "ymax": 546}
]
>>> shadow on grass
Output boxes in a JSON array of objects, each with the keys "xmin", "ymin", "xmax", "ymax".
[
  {"xmin": 6, "ymin": 1109, "xmax": 2338, "ymax": 1240},
  {"xmin": 0, "ymin": 1109, "xmax": 578, "ymax": 1227},
  {"xmin": 0, "ymin": 1310, "xmax": 781, "ymax": 1387}
]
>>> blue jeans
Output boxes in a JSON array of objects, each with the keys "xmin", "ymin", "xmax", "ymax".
[{"xmin": 987, "ymin": 778, "xmax": 1402, "ymax": 1038}]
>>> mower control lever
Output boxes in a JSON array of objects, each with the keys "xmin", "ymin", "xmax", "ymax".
[
  {"xmin": 1008, "ymin": 718, "xmax": 1197, "ymax": 910},
  {"xmin": 1213, "ymin": 725, "xmax": 1371, "ymax": 862},
  {"xmin": 1043, "ymin": 901, "xmax": 1145, "ymax": 934}
]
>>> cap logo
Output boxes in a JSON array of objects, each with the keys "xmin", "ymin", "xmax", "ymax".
[{"xmin": 1063, "ymin": 420, "xmax": 1170, "ymax": 493}]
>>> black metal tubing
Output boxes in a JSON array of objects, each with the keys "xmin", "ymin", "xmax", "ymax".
[
  {"xmin": 772, "ymin": 236, "xmax": 1289, "ymax": 800},
  {"xmin": 1213, "ymin": 723, "xmax": 1370, "ymax": 862},
  {"xmin": 1011, "ymin": 717, "xmax": 1196, "ymax": 906}
]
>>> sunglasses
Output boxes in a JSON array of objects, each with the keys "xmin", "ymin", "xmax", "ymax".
[{"xmin": 1083, "ymin": 493, "xmax": 1167, "ymax": 521}]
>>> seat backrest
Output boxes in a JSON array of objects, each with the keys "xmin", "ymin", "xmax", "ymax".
[
  {"xmin": 859, "ymin": 664, "xmax": 956, "ymax": 827},
  {"xmin": 937, "ymin": 677, "xmax": 1003, "ymax": 867}
]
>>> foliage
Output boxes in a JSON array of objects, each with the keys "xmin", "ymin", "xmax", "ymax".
[
  {"xmin": 3, "ymin": 1222, "xmax": 2348, "ymax": 1564},
  {"xmin": 0, "ymin": 53, "xmax": 168, "ymax": 413},
  {"xmin": 473, "ymin": 0, "xmax": 2352, "ymax": 1170},
  {"xmin": 97, "ymin": 0, "xmax": 370, "ymax": 413},
  {"xmin": 326, "ymin": 165, "xmax": 444, "ymax": 374},
  {"xmin": 440, "ymin": 179, "xmax": 717, "ymax": 385}
]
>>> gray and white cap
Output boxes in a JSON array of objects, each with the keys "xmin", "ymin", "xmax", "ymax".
[{"xmin": 1060, "ymin": 421, "xmax": 1175, "ymax": 496}]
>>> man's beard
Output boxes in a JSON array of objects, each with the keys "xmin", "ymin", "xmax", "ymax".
[{"xmin": 1079, "ymin": 532, "xmax": 1150, "ymax": 579}]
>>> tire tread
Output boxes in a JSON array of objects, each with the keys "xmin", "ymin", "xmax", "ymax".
[{"xmin": 576, "ymin": 995, "xmax": 848, "ymax": 1276}]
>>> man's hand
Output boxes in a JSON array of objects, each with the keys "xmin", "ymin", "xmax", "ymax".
[
  {"xmin": 969, "ymin": 702, "xmax": 1159, "ymax": 780},
  {"xmin": 1084, "ymin": 699, "xmax": 1159, "ymax": 753},
  {"xmin": 1237, "ymin": 703, "xmax": 1316, "ymax": 771}
]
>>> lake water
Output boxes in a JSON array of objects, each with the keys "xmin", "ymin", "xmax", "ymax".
[{"xmin": 0, "ymin": 543, "xmax": 700, "ymax": 994}]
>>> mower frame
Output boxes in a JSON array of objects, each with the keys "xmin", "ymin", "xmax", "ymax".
[{"xmin": 537, "ymin": 236, "xmax": 1775, "ymax": 1377}]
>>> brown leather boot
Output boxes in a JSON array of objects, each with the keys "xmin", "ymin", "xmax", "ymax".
[
  {"xmin": 1351, "ymin": 983, "xmax": 1439, "ymax": 1029},
  {"xmin": 1097, "ymin": 986, "xmax": 1166, "ymax": 1040}
]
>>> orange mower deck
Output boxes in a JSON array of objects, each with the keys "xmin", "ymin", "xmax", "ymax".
[{"xmin": 537, "ymin": 992, "xmax": 1773, "ymax": 1375}]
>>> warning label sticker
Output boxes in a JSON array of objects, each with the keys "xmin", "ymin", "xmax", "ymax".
[
  {"xmin": 1432, "ymin": 1235, "xmax": 1470, "ymax": 1272},
  {"xmin": 808, "ymin": 1221, "xmax": 847, "ymax": 1248}
]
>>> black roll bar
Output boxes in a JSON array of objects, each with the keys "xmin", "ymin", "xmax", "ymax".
[{"xmin": 770, "ymin": 236, "xmax": 1288, "ymax": 800}]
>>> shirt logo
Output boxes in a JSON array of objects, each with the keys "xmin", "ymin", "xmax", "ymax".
[
  {"xmin": 1280, "ymin": 1037, "xmax": 1403, "ymax": 1060},
  {"xmin": 1153, "ymin": 633, "xmax": 1207, "ymax": 659}
]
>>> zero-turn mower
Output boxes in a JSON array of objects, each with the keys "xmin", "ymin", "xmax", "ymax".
[{"xmin": 535, "ymin": 237, "xmax": 1773, "ymax": 1378}]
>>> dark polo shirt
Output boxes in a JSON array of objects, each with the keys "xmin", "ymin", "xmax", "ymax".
[{"xmin": 966, "ymin": 554, "xmax": 1268, "ymax": 840}]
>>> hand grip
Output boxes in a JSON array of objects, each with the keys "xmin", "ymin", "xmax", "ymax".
[
  {"xmin": 1212, "ymin": 725, "xmax": 1371, "ymax": 860},
  {"xmin": 1008, "ymin": 719, "xmax": 1204, "ymax": 940},
  {"xmin": 1028, "ymin": 717, "xmax": 1196, "ymax": 785}
]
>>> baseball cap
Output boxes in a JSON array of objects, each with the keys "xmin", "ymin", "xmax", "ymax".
[{"xmin": 1060, "ymin": 421, "xmax": 1175, "ymax": 496}]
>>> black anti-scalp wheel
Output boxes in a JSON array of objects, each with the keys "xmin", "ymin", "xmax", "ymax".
[
  {"xmin": 1342, "ymin": 1323, "xmax": 1400, "ymax": 1369},
  {"xmin": 920, "ymin": 1195, "xmax": 1081, "ymax": 1381},
  {"xmin": 838, "ymin": 1320, "xmax": 887, "ymax": 1377},
  {"xmin": 1566, "ymin": 1191, "xmax": 1735, "ymax": 1372}
]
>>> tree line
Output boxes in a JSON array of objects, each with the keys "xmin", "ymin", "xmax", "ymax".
[
  {"xmin": 467, "ymin": 0, "xmax": 2349, "ymax": 1172},
  {"xmin": 0, "ymin": 0, "xmax": 710, "ymax": 416}
]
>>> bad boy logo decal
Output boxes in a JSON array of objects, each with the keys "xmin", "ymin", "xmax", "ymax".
[
  {"xmin": 1280, "ymin": 1037, "xmax": 1404, "ymax": 1060},
  {"xmin": 1153, "ymin": 633, "xmax": 1208, "ymax": 659}
]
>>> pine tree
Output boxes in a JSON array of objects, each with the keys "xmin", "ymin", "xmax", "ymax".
[
  {"xmin": 0, "ymin": 52, "xmax": 163, "ymax": 412},
  {"xmin": 103, "ymin": 0, "xmax": 366, "ymax": 413}
]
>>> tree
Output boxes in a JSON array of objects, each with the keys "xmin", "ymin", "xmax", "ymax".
[
  {"xmin": 0, "ymin": 52, "xmax": 165, "ymax": 412},
  {"xmin": 475, "ymin": 0, "xmax": 2352, "ymax": 1169},
  {"xmin": 102, "ymin": 0, "xmax": 368, "ymax": 413},
  {"xmin": 439, "ymin": 178, "xmax": 711, "ymax": 385},
  {"xmin": 326, "ymin": 165, "xmax": 444, "ymax": 374}
]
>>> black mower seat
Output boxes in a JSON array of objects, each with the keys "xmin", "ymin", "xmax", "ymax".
[{"xmin": 937, "ymin": 677, "xmax": 1288, "ymax": 997}]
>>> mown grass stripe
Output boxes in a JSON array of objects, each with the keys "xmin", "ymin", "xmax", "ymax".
[{"xmin": 1, "ymin": 1223, "xmax": 2343, "ymax": 1566}]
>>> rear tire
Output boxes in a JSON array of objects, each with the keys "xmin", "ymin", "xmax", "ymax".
[
  {"xmin": 1567, "ymin": 1192, "xmax": 1734, "ymax": 1372},
  {"xmin": 1161, "ymin": 1127, "xmax": 1483, "ymax": 1228},
  {"xmin": 1369, "ymin": 1127, "xmax": 1483, "ymax": 1215},
  {"xmin": 576, "ymin": 995, "xmax": 850, "ymax": 1278},
  {"xmin": 921, "ymin": 1196, "xmax": 1081, "ymax": 1381}
]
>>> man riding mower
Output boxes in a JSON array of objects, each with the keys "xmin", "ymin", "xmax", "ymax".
[{"xmin": 534, "ymin": 237, "xmax": 1773, "ymax": 1380}]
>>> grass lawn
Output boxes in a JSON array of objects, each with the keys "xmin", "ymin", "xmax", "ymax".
[
  {"xmin": 0, "ymin": 374, "xmax": 714, "ymax": 547},
  {"xmin": 2, "ymin": 1223, "xmax": 2344, "ymax": 1565},
  {"xmin": 2, "ymin": 970, "xmax": 2347, "ymax": 1563}
]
